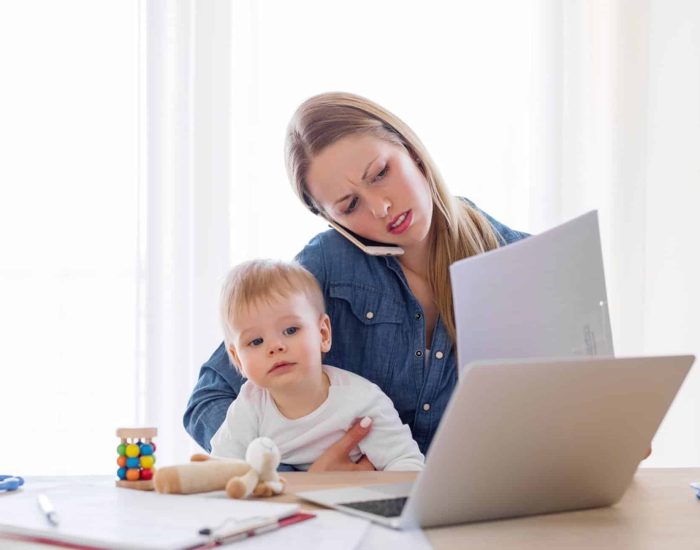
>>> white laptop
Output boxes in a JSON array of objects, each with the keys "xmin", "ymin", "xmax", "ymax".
[
  {"xmin": 297, "ymin": 355, "xmax": 694, "ymax": 528},
  {"xmin": 296, "ymin": 212, "xmax": 693, "ymax": 528}
]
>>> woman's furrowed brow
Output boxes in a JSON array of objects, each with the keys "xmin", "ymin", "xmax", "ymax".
[
  {"xmin": 331, "ymin": 155, "xmax": 380, "ymax": 207},
  {"xmin": 361, "ymin": 155, "xmax": 379, "ymax": 181}
]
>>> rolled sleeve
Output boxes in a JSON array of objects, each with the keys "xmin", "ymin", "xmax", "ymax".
[{"xmin": 183, "ymin": 343, "xmax": 244, "ymax": 452}]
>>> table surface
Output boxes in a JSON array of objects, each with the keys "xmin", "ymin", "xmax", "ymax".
[
  {"xmin": 271, "ymin": 468, "xmax": 700, "ymax": 549},
  {"xmin": 2, "ymin": 468, "xmax": 698, "ymax": 549}
]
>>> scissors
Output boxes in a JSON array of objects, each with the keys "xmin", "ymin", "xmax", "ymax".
[{"xmin": 0, "ymin": 475, "xmax": 25, "ymax": 492}]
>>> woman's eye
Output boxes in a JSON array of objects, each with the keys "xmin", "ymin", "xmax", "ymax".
[
  {"xmin": 373, "ymin": 165, "xmax": 388, "ymax": 182},
  {"xmin": 343, "ymin": 197, "xmax": 359, "ymax": 215},
  {"xmin": 249, "ymin": 337, "xmax": 263, "ymax": 347},
  {"xmin": 283, "ymin": 326, "xmax": 298, "ymax": 336}
]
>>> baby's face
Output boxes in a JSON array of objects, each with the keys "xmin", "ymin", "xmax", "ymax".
[{"xmin": 228, "ymin": 292, "xmax": 331, "ymax": 392}]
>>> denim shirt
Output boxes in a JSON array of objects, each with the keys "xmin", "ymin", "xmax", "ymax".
[{"xmin": 183, "ymin": 202, "xmax": 528, "ymax": 459}]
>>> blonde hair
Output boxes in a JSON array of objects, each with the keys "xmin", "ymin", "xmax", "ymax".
[
  {"xmin": 285, "ymin": 92, "xmax": 501, "ymax": 344},
  {"xmin": 220, "ymin": 259, "xmax": 325, "ymax": 368}
]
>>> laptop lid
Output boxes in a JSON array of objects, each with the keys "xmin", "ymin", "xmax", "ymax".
[
  {"xmin": 401, "ymin": 355, "xmax": 694, "ymax": 528},
  {"xmin": 450, "ymin": 211, "xmax": 614, "ymax": 372}
]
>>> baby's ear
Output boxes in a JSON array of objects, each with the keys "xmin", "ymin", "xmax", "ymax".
[
  {"xmin": 227, "ymin": 345, "xmax": 243, "ymax": 371},
  {"xmin": 319, "ymin": 313, "xmax": 332, "ymax": 353}
]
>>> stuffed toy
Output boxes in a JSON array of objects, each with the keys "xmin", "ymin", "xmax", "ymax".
[{"xmin": 153, "ymin": 437, "xmax": 286, "ymax": 499}]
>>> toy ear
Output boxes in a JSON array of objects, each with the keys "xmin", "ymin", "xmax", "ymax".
[{"xmin": 245, "ymin": 437, "xmax": 281, "ymax": 472}]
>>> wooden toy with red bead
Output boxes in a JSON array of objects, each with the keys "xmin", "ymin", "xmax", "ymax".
[{"xmin": 116, "ymin": 427, "xmax": 158, "ymax": 490}]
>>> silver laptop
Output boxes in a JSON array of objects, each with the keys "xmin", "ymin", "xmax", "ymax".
[{"xmin": 297, "ymin": 355, "xmax": 693, "ymax": 528}]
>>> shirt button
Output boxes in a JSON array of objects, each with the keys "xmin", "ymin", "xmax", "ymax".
[
  {"xmin": 414, "ymin": 313, "xmax": 422, "ymax": 320},
  {"xmin": 423, "ymin": 403, "xmax": 431, "ymax": 412},
  {"xmin": 365, "ymin": 311, "xmax": 374, "ymax": 320},
  {"xmin": 415, "ymin": 350, "xmax": 423, "ymax": 357},
  {"xmin": 435, "ymin": 351, "xmax": 444, "ymax": 359}
]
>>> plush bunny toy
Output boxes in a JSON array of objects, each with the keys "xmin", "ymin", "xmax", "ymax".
[
  {"xmin": 226, "ymin": 437, "xmax": 285, "ymax": 498},
  {"xmin": 154, "ymin": 437, "xmax": 286, "ymax": 499}
]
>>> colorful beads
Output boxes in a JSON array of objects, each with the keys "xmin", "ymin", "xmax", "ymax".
[
  {"xmin": 140, "ymin": 468, "xmax": 154, "ymax": 481},
  {"xmin": 126, "ymin": 468, "xmax": 140, "ymax": 481},
  {"xmin": 140, "ymin": 444, "xmax": 154, "ymax": 456},
  {"xmin": 125, "ymin": 444, "xmax": 140, "ymax": 458},
  {"xmin": 115, "ymin": 428, "xmax": 158, "ymax": 485}
]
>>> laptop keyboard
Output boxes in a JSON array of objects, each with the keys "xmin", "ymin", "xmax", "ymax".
[{"xmin": 341, "ymin": 497, "xmax": 408, "ymax": 518}]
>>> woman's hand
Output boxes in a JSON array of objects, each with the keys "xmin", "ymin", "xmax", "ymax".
[{"xmin": 308, "ymin": 417, "xmax": 376, "ymax": 472}]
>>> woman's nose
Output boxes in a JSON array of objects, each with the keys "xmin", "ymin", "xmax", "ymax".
[{"xmin": 368, "ymin": 195, "xmax": 391, "ymax": 219}]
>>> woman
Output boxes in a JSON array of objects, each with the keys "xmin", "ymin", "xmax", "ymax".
[{"xmin": 184, "ymin": 92, "xmax": 528, "ymax": 470}]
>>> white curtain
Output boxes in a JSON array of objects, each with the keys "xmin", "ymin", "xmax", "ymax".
[
  {"xmin": 548, "ymin": 0, "xmax": 700, "ymax": 466},
  {"xmin": 141, "ymin": 0, "xmax": 232, "ymax": 463},
  {"xmin": 146, "ymin": 0, "xmax": 699, "ymax": 466}
]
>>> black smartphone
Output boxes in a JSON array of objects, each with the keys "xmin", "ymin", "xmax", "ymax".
[{"xmin": 322, "ymin": 216, "xmax": 404, "ymax": 256}]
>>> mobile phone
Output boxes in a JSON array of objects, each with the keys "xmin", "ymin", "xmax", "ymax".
[{"xmin": 322, "ymin": 216, "xmax": 404, "ymax": 256}]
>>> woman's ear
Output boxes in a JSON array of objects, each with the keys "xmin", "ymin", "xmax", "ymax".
[{"xmin": 319, "ymin": 313, "xmax": 332, "ymax": 353}]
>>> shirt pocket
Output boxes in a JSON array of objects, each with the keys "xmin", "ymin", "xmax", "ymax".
[{"xmin": 327, "ymin": 282, "xmax": 405, "ymax": 389}]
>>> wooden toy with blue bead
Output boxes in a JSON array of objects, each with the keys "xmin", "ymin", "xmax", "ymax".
[{"xmin": 116, "ymin": 427, "xmax": 158, "ymax": 490}]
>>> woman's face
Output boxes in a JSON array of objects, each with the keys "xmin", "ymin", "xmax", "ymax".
[{"xmin": 305, "ymin": 134, "xmax": 434, "ymax": 252}]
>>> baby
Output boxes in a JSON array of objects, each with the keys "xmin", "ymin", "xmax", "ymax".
[{"xmin": 210, "ymin": 258, "xmax": 424, "ymax": 471}]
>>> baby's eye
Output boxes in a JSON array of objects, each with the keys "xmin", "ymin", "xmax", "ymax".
[
  {"xmin": 343, "ymin": 197, "xmax": 359, "ymax": 215},
  {"xmin": 283, "ymin": 326, "xmax": 298, "ymax": 336},
  {"xmin": 248, "ymin": 337, "xmax": 263, "ymax": 347}
]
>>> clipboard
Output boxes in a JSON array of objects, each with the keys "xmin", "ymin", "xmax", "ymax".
[{"xmin": 0, "ymin": 480, "xmax": 306, "ymax": 550}]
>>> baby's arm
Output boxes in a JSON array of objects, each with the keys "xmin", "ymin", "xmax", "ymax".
[
  {"xmin": 209, "ymin": 389, "xmax": 258, "ymax": 459},
  {"xmin": 358, "ymin": 389, "xmax": 425, "ymax": 471}
]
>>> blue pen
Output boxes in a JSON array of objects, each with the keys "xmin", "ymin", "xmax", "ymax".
[{"xmin": 0, "ymin": 475, "xmax": 24, "ymax": 492}]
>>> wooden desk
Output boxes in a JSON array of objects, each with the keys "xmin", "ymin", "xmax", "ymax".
[
  {"xmin": 270, "ymin": 468, "xmax": 700, "ymax": 549},
  {"xmin": 2, "ymin": 469, "xmax": 697, "ymax": 549}
]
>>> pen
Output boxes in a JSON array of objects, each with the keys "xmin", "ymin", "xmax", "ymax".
[
  {"xmin": 198, "ymin": 513, "xmax": 314, "ymax": 544},
  {"xmin": 37, "ymin": 493, "xmax": 60, "ymax": 526}
]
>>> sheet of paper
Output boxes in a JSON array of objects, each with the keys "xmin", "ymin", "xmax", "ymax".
[
  {"xmin": 450, "ymin": 210, "xmax": 613, "ymax": 371},
  {"xmin": 360, "ymin": 522, "xmax": 432, "ymax": 550},
  {"xmin": 235, "ymin": 510, "xmax": 370, "ymax": 550},
  {"xmin": 0, "ymin": 480, "xmax": 299, "ymax": 550}
]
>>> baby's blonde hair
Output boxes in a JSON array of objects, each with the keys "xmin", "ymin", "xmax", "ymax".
[{"xmin": 220, "ymin": 259, "xmax": 325, "ymax": 369}]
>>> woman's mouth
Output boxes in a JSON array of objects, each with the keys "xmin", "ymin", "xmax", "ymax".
[{"xmin": 388, "ymin": 210, "xmax": 412, "ymax": 235}]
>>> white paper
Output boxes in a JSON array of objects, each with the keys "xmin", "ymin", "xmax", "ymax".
[
  {"xmin": 450, "ymin": 211, "xmax": 614, "ymax": 371},
  {"xmin": 359, "ymin": 523, "xmax": 432, "ymax": 550},
  {"xmin": 0, "ymin": 480, "xmax": 299, "ymax": 550},
  {"xmin": 235, "ymin": 510, "xmax": 370, "ymax": 550}
]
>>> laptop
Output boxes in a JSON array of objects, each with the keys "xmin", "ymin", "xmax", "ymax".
[
  {"xmin": 296, "ymin": 212, "xmax": 692, "ymax": 528},
  {"xmin": 297, "ymin": 355, "xmax": 694, "ymax": 528}
]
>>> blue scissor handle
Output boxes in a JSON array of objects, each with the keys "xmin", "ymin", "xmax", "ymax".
[{"xmin": 0, "ymin": 475, "xmax": 25, "ymax": 492}]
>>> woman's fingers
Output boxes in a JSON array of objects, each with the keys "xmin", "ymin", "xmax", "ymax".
[
  {"xmin": 336, "ymin": 416, "xmax": 372, "ymax": 456},
  {"xmin": 354, "ymin": 455, "xmax": 376, "ymax": 471},
  {"xmin": 308, "ymin": 416, "xmax": 374, "ymax": 472}
]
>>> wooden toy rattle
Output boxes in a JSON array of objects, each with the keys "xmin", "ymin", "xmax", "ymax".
[{"xmin": 116, "ymin": 427, "xmax": 158, "ymax": 490}]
